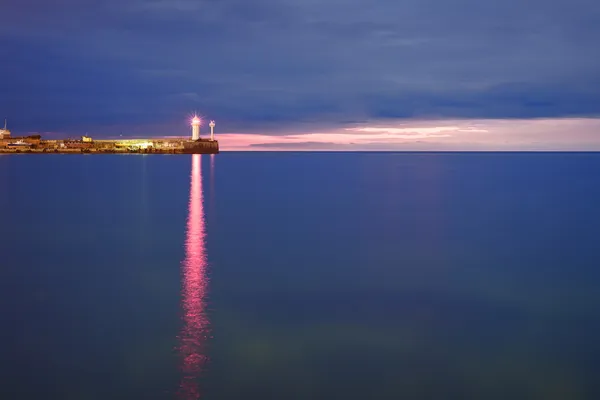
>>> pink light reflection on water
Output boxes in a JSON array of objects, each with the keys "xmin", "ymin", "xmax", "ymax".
[{"xmin": 178, "ymin": 154, "xmax": 210, "ymax": 399}]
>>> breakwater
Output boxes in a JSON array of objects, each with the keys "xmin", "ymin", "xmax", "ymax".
[{"xmin": 0, "ymin": 136, "xmax": 219, "ymax": 154}]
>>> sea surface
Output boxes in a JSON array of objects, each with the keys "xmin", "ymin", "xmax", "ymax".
[{"xmin": 1, "ymin": 152, "xmax": 600, "ymax": 399}]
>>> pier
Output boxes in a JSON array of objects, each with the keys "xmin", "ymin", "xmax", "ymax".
[
  {"xmin": 0, "ymin": 116, "xmax": 219, "ymax": 154},
  {"xmin": 0, "ymin": 137, "xmax": 219, "ymax": 154}
]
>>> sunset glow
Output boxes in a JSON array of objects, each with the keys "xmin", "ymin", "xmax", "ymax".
[{"xmin": 213, "ymin": 118, "xmax": 600, "ymax": 151}]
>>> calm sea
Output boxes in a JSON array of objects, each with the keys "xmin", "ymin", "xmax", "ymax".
[{"xmin": 1, "ymin": 152, "xmax": 600, "ymax": 399}]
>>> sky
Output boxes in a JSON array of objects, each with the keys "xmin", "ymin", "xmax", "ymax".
[{"xmin": 1, "ymin": 0, "xmax": 600, "ymax": 150}]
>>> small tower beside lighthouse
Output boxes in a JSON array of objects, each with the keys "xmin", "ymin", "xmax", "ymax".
[
  {"xmin": 191, "ymin": 115, "xmax": 201, "ymax": 141},
  {"xmin": 209, "ymin": 120, "xmax": 215, "ymax": 141}
]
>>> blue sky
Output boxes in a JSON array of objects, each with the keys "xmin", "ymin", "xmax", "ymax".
[{"xmin": 1, "ymin": 0, "xmax": 599, "ymax": 149}]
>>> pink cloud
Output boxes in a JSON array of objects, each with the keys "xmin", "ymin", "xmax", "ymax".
[{"xmin": 217, "ymin": 118, "xmax": 600, "ymax": 151}]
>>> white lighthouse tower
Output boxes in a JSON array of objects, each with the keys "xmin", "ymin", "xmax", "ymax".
[
  {"xmin": 209, "ymin": 120, "xmax": 215, "ymax": 141},
  {"xmin": 0, "ymin": 118, "xmax": 10, "ymax": 139},
  {"xmin": 191, "ymin": 115, "xmax": 201, "ymax": 141}
]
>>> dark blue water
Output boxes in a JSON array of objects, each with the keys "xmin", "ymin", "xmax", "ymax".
[{"xmin": 1, "ymin": 152, "xmax": 600, "ymax": 399}]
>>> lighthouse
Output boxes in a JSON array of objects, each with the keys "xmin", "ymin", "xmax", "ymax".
[
  {"xmin": 209, "ymin": 120, "xmax": 215, "ymax": 141},
  {"xmin": 0, "ymin": 118, "xmax": 10, "ymax": 139},
  {"xmin": 191, "ymin": 115, "xmax": 201, "ymax": 141}
]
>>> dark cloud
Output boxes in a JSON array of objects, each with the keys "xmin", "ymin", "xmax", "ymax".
[{"xmin": 1, "ymin": 0, "xmax": 599, "ymax": 135}]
